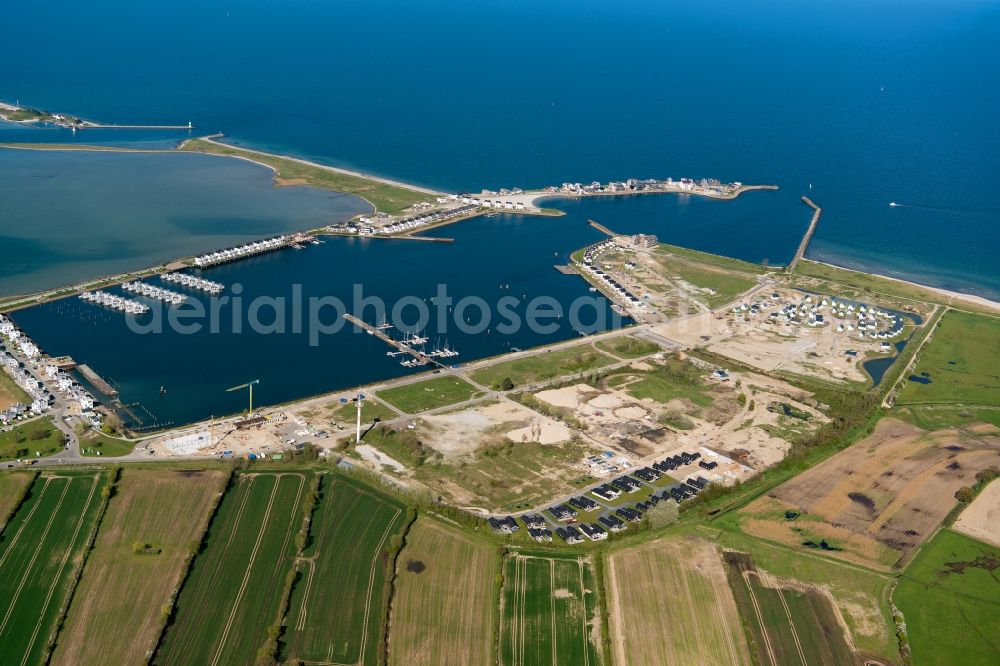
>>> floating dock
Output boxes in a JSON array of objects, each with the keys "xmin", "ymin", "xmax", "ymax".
[
  {"xmin": 122, "ymin": 281, "xmax": 187, "ymax": 304},
  {"xmin": 79, "ymin": 290, "xmax": 150, "ymax": 314},
  {"xmin": 160, "ymin": 272, "xmax": 225, "ymax": 295},
  {"xmin": 78, "ymin": 364, "xmax": 118, "ymax": 397},
  {"xmin": 343, "ymin": 314, "xmax": 444, "ymax": 368}
]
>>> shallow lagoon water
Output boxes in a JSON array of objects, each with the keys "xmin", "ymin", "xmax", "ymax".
[{"xmin": 0, "ymin": 148, "xmax": 371, "ymax": 295}]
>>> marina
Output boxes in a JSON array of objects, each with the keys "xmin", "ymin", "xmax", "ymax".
[
  {"xmin": 344, "ymin": 314, "xmax": 445, "ymax": 369},
  {"xmin": 160, "ymin": 272, "xmax": 225, "ymax": 295},
  {"xmin": 160, "ymin": 273, "xmax": 226, "ymax": 296},
  {"xmin": 79, "ymin": 290, "xmax": 150, "ymax": 314},
  {"xmin": 121, "ymin": 281, "xmax": 187, "ymax": 304}
]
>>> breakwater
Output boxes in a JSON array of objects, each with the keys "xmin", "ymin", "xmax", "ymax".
[{"xmin": 789, "ymin": 196, "xmax": 822, "ymax": 273}]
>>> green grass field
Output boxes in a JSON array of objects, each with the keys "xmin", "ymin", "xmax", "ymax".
[
  {"xmin": 894, "ymin": 529, "xmax": 1000, "ymax": 666},
  {"xmin": 53, "ymin": 469, "xmax": 228, "ymax": 666},
  {"xmin": 0, "ymin": 370, "xmax": 30, "ymax": 409},
  {"xmin": 78, "ymin": 431, "xmax": 136, "ymax": 457},
  {"xmin": 180, "ymin": 139, "xmax": 433, "ymax": 214},
  {"xmin": 724, "ymin": 551, "xmax": 856, "ymax": 666},
  {"xmin": 500, "ymin": 553, "xmax": 601, "ymax": 666},
  {"xmin": 471, "ymin": 347, "xmax": 616, "ymax": 389},
  {"xmin": 283, "ymin": 475, "xmax": 405, "ymax": 665},
  {"xmin": 377, "ymin": 376, "xmax": 481, "ymax": 413},
  {"xmin": 652, "ymin": 251, "xmax": 759, "ymax": 307},
  {"xmin": 594, "ymin": 336, "xmax": 660, "ymax": 359},
  {"xmin": 0, "ymin": 418, "xmax": 66, "ymax": 461},
  {"xmin": 329, "ymin": 397, "xmax": 398, "ymax": 426},
  {"xmin": 0, "ymin": 471, "xmax": 106, "ymax": 665},
  {"xmin": 898, "ymin": 310, "xmax": 1000, "ymax": 406},
  {"xmin": 155, "ymin": 472, "xmax": 306, "ymax": 666},
  {"xmin": 655, "ymin": 243, "xmax": 767, "ymax": 274}
]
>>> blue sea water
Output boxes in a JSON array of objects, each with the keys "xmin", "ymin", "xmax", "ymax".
[{"xmin": 2, "ymin": 0, "xmax": 998, "ymax": 298}]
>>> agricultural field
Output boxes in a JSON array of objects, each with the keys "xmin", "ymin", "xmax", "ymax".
[
  {"xmin": 894, "ymin": 528, "xmax": 1000, "ymax": 666},
  {"xmin": 377, "ymin": 376, "xmax": 481, "ymax": 414},
  {"xmin": 155, "ymin": 472, "xmax": 306, "ymax": 666},
  {"xmin": 897, "ymin": 309, "xmax": 1000, "ymax": 406},
  {"xmin": 0, "ymin": 471, "xmax": 35, "ymax": 527},
  {"xmin": 713, "ymin": 527, "xmax": 897, "ymax": 659},
  {"xmin": 0, "ymin": 417, "xmax": 66, "ymax": 461},
  {"xmin": 739, "ymin": 417, "xmax": 1000, "ymax": 569},
  {"xmin": 388, "ymin": 518, "xmax": 498, "ymax": 666},
  {"xmin": 724, "ymin": 551, "xmax": 857, "ymax": 666},
  {"xmin": 500, "ymin": 553, "xmax": 601, "ymax": 666},
  {"xmin": 953, "ymin": 478, "xmax": 1000, "ymax": 547},
  {"xmin": 606, "ymin": 537, "xmax": 752, "ymax": 666},
  {"xmin": 0, "ymin": 471, "xmax": 106, "ymax": 666},
  {"xmin": 52, "ymin": 469, "xmax": 228, "ymax": 666},
  {"xmin": 283, "ymin": 475, "xmax": 406, "ymax": 665},
  {"xmin": 470, "ymin": 346, "xmax": 616, "ymax": 390}
]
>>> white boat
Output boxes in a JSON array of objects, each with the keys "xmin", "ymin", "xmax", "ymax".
[{"xmin": 889, "ymin": 202, "xmax": 898, "ymax": 207}]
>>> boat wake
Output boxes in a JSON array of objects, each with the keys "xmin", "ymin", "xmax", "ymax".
[{"xmin": 888, "ymin": 202, "xmax": 995, "ymax": 219}]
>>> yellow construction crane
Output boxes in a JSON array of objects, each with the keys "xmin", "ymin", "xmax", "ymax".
[{"xmin": 226, "ymin": 379, "xmax": 260, "ymax": 416}]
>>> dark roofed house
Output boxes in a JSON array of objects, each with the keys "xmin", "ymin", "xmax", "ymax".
[
  {"xmin": 579, "ymin": 523, "xmax": 608, "ymax": 541},
  {"xmin": 528, "ymin": 527, "xmax": 553, "ymax": 542}
]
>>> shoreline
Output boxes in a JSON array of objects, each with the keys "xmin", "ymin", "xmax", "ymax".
[
  {"xmin": 801, "ymin": 258, "xmax": 1000, "ymax": 314},
  {"xmin": 182, "ymin": 135, "xmax": 445, "ymax": 196},
  {"xmin": 2, "ymin": 139, "xmax": 997, "ymax": 316}
]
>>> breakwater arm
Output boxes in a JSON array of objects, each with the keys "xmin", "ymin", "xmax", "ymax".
[{"xmin": 789, "ymin": 196, "xmax": 822, "ymax": 273}]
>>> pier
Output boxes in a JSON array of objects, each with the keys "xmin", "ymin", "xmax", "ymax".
[
  {"xmin": 80, "ymin": 123, "xmax": 193, "ymax": 130},
  {"xmin": 78, "ymin": 364, "xmax": 118, "ymax": 397},
  {"xmin": 343, "ymin": 314, "xmax": 444, "ymax": 368},
  {"xmin": 789, "ymin": 196, "xmax": 822, "ymax": 273}
]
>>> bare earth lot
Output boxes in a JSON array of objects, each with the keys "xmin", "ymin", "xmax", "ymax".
[
  {"xmin": 607, "ymin": 536, "xmax": 752, "ymax": 666},
  {"xmin": 953, "ymin": 479, "xmax": 1000, "ymax": 548},
  {"xmin": 742, "ymin": 418, "xmax": 1000, "ymax": 569}
]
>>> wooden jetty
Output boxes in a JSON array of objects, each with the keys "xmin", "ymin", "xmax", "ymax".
[{"xmin": 343, "ymin": 314, "xmax": 442, "ymax": 368}]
